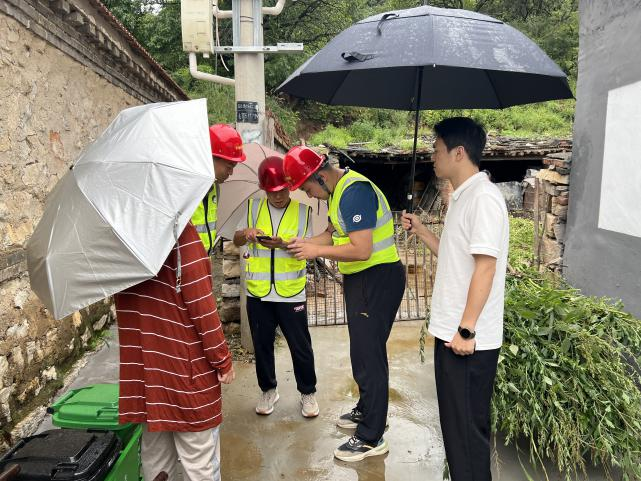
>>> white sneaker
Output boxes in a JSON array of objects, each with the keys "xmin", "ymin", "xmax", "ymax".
[
  {"xmin": 256, "ymin": 388, "xmax": 279, "ymax": 415},
  {"xmin": 301, "ymin": 393, "xmax": 319, "ymax": 418}
]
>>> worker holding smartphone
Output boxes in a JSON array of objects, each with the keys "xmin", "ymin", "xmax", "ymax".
[{"xmin": 233, "ymin": 156, "xmax": 319, "ymax": 418}]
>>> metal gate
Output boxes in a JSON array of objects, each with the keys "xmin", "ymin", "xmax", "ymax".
[{"xmin": 306, "ymin": 210, "xmax": 443, "ymax": 326}]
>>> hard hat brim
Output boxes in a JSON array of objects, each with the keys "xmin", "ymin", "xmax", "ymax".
[
  {"xmin": 213, "ymin": 152, "xmax": 247, "ymax": 162},
  {"xmin": 263, "ymin": 182, "xmax": 289, "ymax": 192}
]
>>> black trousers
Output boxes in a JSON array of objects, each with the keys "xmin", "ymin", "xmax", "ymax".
[
  {"xmin": 434, "ymin": 338, "xmax": 500, "ymax": 481},
  {"xmin": 246, "ymin": 296, "xmax": 317, "ymax": 394},
  {"xmin": 344, "ymin": 261, "xmax": 406, "ymax": 444}
]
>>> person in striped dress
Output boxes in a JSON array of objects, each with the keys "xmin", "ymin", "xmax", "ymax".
[{"xmin": 114, "ymin": 221, "xmax": 235, "ymax": 481}]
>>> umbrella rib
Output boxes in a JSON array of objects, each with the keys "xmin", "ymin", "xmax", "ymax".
[
  {"xmin": 326, "ymin": 71, "xmax": 351, "ymax": 105},
  {"xmin": 78, "ymin": 158, "xmax": 214, "ymax": 178},
  {"xmin": 484, "ymin": 70, "xmax": 504, "ymax": 109},
  {"xmin": 215, "ymin": 189, "xmax": 262, "ymax": 242}
]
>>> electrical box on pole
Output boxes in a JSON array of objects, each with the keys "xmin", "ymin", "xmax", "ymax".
[{"xmin": 180, "ymin": 0, "xmax": 214, "ymax": 54}]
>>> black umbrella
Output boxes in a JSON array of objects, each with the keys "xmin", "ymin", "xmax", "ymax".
[{"xmin": 278, "ymin": 5, "xmax": 574, "ymax": 211}]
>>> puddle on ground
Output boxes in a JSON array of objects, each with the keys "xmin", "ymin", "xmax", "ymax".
[
  {"xmin": 221, "ymin": 432, "xmax": 263, "ymax": 479},
  {"xmin": 387, "ymin": 335, "xmax": 426, "ymax": 356}
]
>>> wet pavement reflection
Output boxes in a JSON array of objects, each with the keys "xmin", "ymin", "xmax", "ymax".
[{"xmin": 220, "ymin": 321, "xmax": 444, "ymax": 481}]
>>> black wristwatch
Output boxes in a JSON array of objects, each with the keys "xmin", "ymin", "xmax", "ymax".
[{"xmin": 458, "ymin": 326, "xmax": 476, "ymax": 340}]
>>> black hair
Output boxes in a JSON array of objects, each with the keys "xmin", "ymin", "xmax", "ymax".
[{"xmin": 433, "ymin": 117, "xmax": 486, "ymax": 167}]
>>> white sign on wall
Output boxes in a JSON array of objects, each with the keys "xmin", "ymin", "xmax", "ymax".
[{"xmin": 598, "ymin": 79, "xmax": 641, "ymax": 238}]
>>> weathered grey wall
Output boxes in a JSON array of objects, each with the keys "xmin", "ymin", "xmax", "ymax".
[
  {"xmin": 564, "ymin": 0, "xmax": 641, "ymax": 317},
  {"xmin": 0, "ymin": 11, "xmax": 138, "ymax": 440}
]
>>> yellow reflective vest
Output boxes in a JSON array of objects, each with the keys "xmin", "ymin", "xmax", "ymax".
[
  {"xmin": 191, "ymin": 184, "xmax": 219, "ymax": 255},
  {"xmin": 329, "ymin": 169, "xmax": 399, "ymax": 275},
  {"xmin": 245, "ymin": 198, "xmax": 310, "ymax": 298}
]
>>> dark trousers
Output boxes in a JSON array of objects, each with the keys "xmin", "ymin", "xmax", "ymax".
[
  {"xmin": 246, "ymin": 296, "xmax": 316, "ymax": 394},
  {"xmin": 434, "ymin": 338, "xmax": 500, "ymax": 481},
  {"xmin": 344, "ymin": 261, "xmax": 405, "ymax": 444}
]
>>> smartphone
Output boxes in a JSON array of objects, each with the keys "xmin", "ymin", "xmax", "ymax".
[{"xmin": 256, "ymin": 235, "xmax": 272, "ymax": 241}]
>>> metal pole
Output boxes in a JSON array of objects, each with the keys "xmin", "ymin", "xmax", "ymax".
[{"xmin": 407, "ymin": 67, "xmax": 424, "ymax": 213}]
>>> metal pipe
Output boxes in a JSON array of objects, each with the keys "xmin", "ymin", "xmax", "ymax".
[
  {"xmin": 407, "ymin": 66, "xmax": 424, "ymax": 213},
  {"xmin": 262, "ymin": 0, "xmax": 285, "ymax": 16},
  {"xmin": 189, "ymin": 52, "xmax": 235, "ymax": 86},
  {"xmin": 212, "ymin": 1, "xmax": 232, "ymax": 19}
]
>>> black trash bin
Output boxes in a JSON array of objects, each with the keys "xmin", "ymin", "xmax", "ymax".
[{"xmin": 0, "ymin": 429, "xmax": 121, "ymax": 481}]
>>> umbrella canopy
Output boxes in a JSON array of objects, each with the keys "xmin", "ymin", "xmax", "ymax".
[
  {"xmin": 278, "ymin": 5, "xmax": 573, "ymax": 109},
  {"xmin": 215, "ymin": 143, "xmax": 328, "ymax": 241},
  {"xmin": 27, "ymin": 99, "xmax": 213, "ymax": 320},
  {"xmin": 278, "ymin": 5, "xmax": 574, "ymax": 211}
]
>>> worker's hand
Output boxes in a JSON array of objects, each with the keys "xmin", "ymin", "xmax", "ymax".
[
  {"xmin": 258, "ymin": 236, "xmax": 286, "ymax": 249},
  {"xmin": 218, "ymin": 365, "xmax": 236, "ymax": 384},
  {"xmin": 401, "ymin": 210, "xmax": 425, "ymax": 235},
  {"xmin": 282, "ymin": 237, "xmax": 298, "ymax": 247},
  {"xmin": 445, "ymin": 333, "xmax": 476, "ymax": 356},
  {"xmin": 244, "ymin": 228, "xmax": 264, "ymax": 242},
  {"xmin": 287, "ymin": 239, "xmax": 320, "ymax": 260}
]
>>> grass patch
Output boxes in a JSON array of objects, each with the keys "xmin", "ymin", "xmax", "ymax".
[
  {"xmin": 310, "ymin": 99, "xmax": 575, "ymax": 149},
  {"xmin": 497, "ymin": 274, "xmax": 641, "ymax": 480}
]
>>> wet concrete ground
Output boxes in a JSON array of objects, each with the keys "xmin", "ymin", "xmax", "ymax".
[
  {"xmin": 219, "ymin": 322, "xmax": 444, "ymax": 481},
  {"xmin": 38, "ymin": 322, "xmax": 611, "ymax": 481}
]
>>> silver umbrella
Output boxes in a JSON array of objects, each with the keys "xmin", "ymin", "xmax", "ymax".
[{"xmin": 27, "ymin": 99, "xmax": 214, "ymax": 319}]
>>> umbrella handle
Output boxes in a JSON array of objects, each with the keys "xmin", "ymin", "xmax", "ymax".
[
  {"xmin": 174, "ymin": 212, "xmax": 182, "ymax": 292},
  {"xmin": 407, "ymin": 67, "xmax": 424, "ymax": 213}
]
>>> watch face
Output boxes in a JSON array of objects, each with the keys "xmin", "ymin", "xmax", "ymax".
[{"xmin": 459, "ymin": 327, "xmax": 471, "ymax": 339}]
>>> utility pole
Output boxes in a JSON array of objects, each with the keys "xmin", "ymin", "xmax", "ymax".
[
  {"xmin": 181, "ymin": 0, "xmax": 301, "ymax": 145},
  {"xmin": 233, "ymin": 0, "xmax": 267, "ymax": 145},
  {"xmin": 181, "ymin": 0, "xmax": 302, "ymax": 351}
]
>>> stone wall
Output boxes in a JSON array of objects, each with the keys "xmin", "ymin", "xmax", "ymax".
[
  {"xmin": 0, "ymin": 0, "xmax": 185, "ymax": 444},
  {"xmin": 533, "ymin": 152, "xmax": 571, "ymax": 273},
  {"xmin": 220, "ymin": 241, "xmax": 241, "ymax": 335},
  {"xmin": 0, "ymin": 12, "xmax": 142, "ymax": 443}
]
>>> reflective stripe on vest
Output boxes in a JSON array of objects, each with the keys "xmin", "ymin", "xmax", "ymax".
[
  {"xmin": 329, "ymin": 170, "xmax": 399, "ymax": 275},
  {"xmin": 191, "ymin": 184, "xmax": 219, "ymax": 255},
  {"xmin": 245, "ymin": 198, "xmax": 310, "ymax": 298}
]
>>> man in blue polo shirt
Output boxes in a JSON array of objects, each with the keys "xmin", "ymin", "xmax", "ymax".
[{"xmin": 284, "ymin": 146, "xmax": 405, "ymax": 462}]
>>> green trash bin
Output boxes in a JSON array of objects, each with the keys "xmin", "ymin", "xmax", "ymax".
[
  {"xmin": 49, "ymin": 383, "xmax": 137, "ymax": 443},
  {"xmin": 48, "ymin": 383, "xmax": 142, "ymax": 481},
  {"xmin": 104, "ymin": 424, "xmax": 142, "ymax": 481}
]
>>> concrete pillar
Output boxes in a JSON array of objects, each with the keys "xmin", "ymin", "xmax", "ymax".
[
  {"xmin": 234, "ymin": 0, "xmax": 267, "ymax": 145},
  {"xmin": 232, "ymin": 0, "xmax": 271, "ymax": 351}
]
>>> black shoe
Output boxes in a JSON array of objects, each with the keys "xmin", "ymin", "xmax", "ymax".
[
  {"xmin": 336, "ymin": 407, "xmax": 364, "ymax": 429},
  {"xmin": 334, "ymin": 435, "xmax": 389, "ymax": 462},
  {"xmin": 336, "ymin": 407, "xmax": 390, "ymax": 431}
]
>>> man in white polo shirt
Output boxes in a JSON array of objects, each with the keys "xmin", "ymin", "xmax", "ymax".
[{"xmin": 402, "ymin": 117, "xmax": 508, "ymax": 481}]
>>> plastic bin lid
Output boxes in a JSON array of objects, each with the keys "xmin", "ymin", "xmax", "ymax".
[
  {"xmin": 0, "ymin": 429, "xmax": 120, "ymax": 481},
  {"xmin": 50, "ymin": 384, "xmax": 132, "ymax": 431}
]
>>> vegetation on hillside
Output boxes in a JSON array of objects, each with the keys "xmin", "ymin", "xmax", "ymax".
[{"xmin": 102, "ymin": 0, "xmax": 578, "ymax": 142}]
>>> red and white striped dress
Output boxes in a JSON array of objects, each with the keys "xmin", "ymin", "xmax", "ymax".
[{"xmin": 114, "ymin": 223, "xmax": 232, "ymax": 432}]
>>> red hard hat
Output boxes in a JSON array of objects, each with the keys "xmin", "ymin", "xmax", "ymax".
[
  {"xmin": 209, "ymin": 124, "xmax": 246, "ymax": 162},
  {"xmin": 258, "ymin": 156, "xmax": 288, "ymax": 192},
  {"xmin": 283, "ymin": 146, "xmax": 325, "ymax": 191}
]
